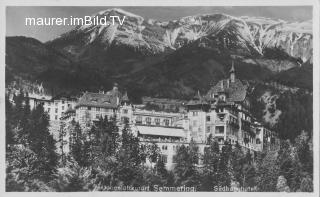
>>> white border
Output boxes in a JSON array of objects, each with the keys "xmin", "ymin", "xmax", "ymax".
[{"xmin": 0, "ymin": 0, "xmax": 319, "ymax": 197}]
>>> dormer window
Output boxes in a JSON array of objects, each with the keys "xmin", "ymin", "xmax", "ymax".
[
  {"xmin": 220, "ymin": 94, "xmax": 226, "ymax": 101},
  {"xmin": 91, "ymin": 98, "xmax": 98, "ymax": 103}
]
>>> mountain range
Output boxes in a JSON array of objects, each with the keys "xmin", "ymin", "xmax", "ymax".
[{"xmin": 6, "ymin": 8, "xmax": 313, "ymax": 101}]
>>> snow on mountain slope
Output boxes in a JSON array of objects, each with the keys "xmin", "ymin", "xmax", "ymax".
[
  {"xmin": 48, "ymin": 8, "xmax": 312, "ymax": 62},
  {"xmin": 51, "ymin": 8, "xmax": 172, "ymax": 55},
  {"xmin": 162, "ymin": 14, "xmax": 262, "ymax": 55},
  {"xmin": 243, "ymin": 17, "xmax": 312, "ymax": 62}
]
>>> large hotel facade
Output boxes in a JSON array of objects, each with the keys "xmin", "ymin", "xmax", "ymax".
[{"xmin": 14, "ymin": 63, "xmax": 280, "ymax": 170}]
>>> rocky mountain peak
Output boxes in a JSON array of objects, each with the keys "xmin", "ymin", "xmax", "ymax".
[{"xmin": 48, "ymin": 9, "xmax": 312, "ymax": 63}]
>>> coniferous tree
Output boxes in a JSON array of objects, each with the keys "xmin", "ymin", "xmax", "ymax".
[
  {"xmin": 287, "ymin": 131, "xmax": 313, "ymax": 191},
  {"xmin": 27, "ymin": 104, "xmax": 58, "ymax": 181},
  {"xmin": 13, "ymin": 91, "xmax": 30, "ymax": 145},
  {"xmin": 294, "ymin": 131, "xmax": 312, "ymax": 175},
  {"xmin": 70, "ymin": 122, "xmax": 89, "ymax": 167},
  {"xmin": 231, "ymin": 142, "xmax": 244, "ymax": 186},
  {"xmin": 174, "ymin": 140, "xmax": 200, "ymax": 187},
  {"xmin": 146, "ymin": 142, "xmax": 160, "ymax": 169},
  {"xmin": 155, "ymin": 157, "xmax": 168, "ymax": 182},
  {"xmin": 116, "ymin": 119, "xmax": 144, "ymax": 185},
  {"xmin": 201, "ymin": 139, "xmax": 220, "ymax": 190},
  {"xmin": 299, "ymin": 175, "xmax": 313, "ymax": 192},
  {"xmin": 217, "ymin": 141, "xmax": 232, "ymax": 187},
  {"xmin": 58, "ymin": 121, "xmax": 67, "ymax": 166},
  {"xmin": 5, "ymin": 95, "xmax": 15, "ymax": 148},
  {"xmin": 174, "ymin": 145, "xmax": 193, "ymax": 185},
  {"xmin": 256, "ymin": 151, "xmax": 279, "ymax": 191},
  {"xmin": 277, "ymin": 140, "xmax": 295, "ymax": 190}
]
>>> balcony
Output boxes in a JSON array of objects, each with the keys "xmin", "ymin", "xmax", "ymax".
[
  {"xmin": 139, "ymin": 137, "xmax": 188, "ymax": 144},
  {"xmin": 229, "ymin": 121, "xmax": 239, "ymax": 129},
  {"xmin": 135, "ymin": 122, "xmax": 183, "ymax": 129}
]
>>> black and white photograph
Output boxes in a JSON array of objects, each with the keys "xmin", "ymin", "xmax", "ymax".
[{"xmin": 2, "ymin": 0, "xmax": 319, "ymax": 194}]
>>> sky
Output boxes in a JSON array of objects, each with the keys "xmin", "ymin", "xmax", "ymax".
[{"xmin": 6, "ymin": 6, "xmax": 312, "ymax": 42}]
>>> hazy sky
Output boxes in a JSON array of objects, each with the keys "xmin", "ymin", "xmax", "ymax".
[{"xmin": 6, "ymin": 6, "xmax": 312, "ymax": 42}]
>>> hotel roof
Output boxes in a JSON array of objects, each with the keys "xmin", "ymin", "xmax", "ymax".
[
  {"xmin": 186, "ymin": 90, "xmax": 208, "ymax": 106},
  {"xmin": 76, "ymin": 83, "xmax": 127, "ymax": 109},
  {"xmin": 76, "ymin": 92, "xmax": 119, "ymax": 109},
  {"xmin": 206, "ymin": 78, "xmax": 247, "ymax": 102}
]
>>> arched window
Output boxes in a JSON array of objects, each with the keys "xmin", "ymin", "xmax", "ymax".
[
  {"xmin": 136, "ymin": 116, "xmax": 142, "ymax": 124},
  {"xmin": 155, "ymin": 118, "xmax": 160, "ymax": 126},
  {"xmin": 146, "ymin": 117, "xmax": 151, "ymax": 125},
  {"xmin": 164, "ymin": 119, "xmax": 169, "ymax": 126}
]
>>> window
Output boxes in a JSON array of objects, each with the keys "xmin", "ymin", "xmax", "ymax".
[
  {"xmin": 256, "ymin": 128, "xmax": 261, "ymax": 135},
  {"xmin": 161, "ymin": 145, "xmax": 168, "ymax": 150},
  {"xmin": 172, "ymin": 155, "xmax": 178, "ymax": 163},
  {"xmin": 206, "ymin": 126, "xmax": 211, "ymax": 133},
  {"xmin": 121, "ymin": 117, "xmax": 129, "ymax": 123},
  {"xmin": 96, "ymin": 107, "xmax": 100, "ymax": 111},
  {"xmin": 68, "ymin": 104, "xmax": 71, "ymax": 107},
  {"xmin": 192, "ymin": 111, "xmax": 198, "ymax": 116},
  {"xmin": 55, "ymin": 108, "xmax": 58, "ymax": 113},
  {"xmin": 160, "ymin": 155, "xmax": 168, "ymax": 163},
  {"xmin": 155, "ymin": 118, "xmax": 160, "ymax": 126},
  {"xmin": 88, "ymin": 106, "xmax": 91, "ymax": 110},
  {"xmin": 256, "ymin": 138, "xmax": 261, "ymax": 144},
  {"xmin": 136, "ymin": 116, "xmax": 142, "ymax": 124},
  {"xmin": 206, "ymin": 116, "xmax": 211, "ymax": 122},
  {"xmin": 47, "ymin": 108, "xmax": 50, "ymax": 113},
  {"xmin": 123, "ymin": 109, "xmax": 128, "ymax": 114},
  {"xmin": 55, "ymin": 115, "xmax": 58, "ymax": 120},
  {"xmin": 216, "ymin": 126, "xmax": 224, "ymax": 134},
  {"xmin": 146, "ymin": 117, "xmax": 151, "ymax": 125},
  {"xmin": 164, "ymin": 119, "xmax": 169, "ymax": 126},
  {"xmin": 96, "ymin": 114, "xmax": 100, "ymax": 119},
  {"xmin": 62, "ymin": 106, "xmax": 64, "ymax": 110},
  {"xmin": 62, "ymin": 100, "xmax": 65, "ymax": 104}
]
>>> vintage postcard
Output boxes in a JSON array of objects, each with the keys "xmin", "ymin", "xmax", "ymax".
[{"xmin": 1, "ymin": 0, "xmax": 319, "ymax": 196}]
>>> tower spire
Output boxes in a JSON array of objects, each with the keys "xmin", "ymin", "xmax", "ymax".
[{"xmin": 230, "ymin": 60, "xmax": 235, "ymax": 83}]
